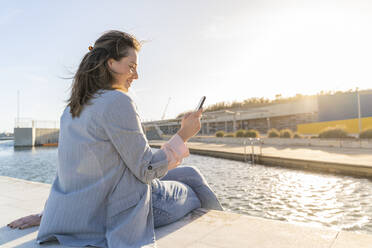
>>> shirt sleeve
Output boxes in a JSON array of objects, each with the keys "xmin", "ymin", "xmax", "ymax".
[
  {"xmin": 102, "ymin": 94, "xmax": 169, "ymax": 184},
  {"xmin": 161, "ymin": 134, "xmax": 190, "ymax": 168}
]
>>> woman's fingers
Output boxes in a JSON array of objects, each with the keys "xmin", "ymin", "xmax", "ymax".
[
  {"xmin": 183, "ymin": 108, "xmax": 202, "ymax": 121},
  {"xmin": 183, "ymin": 112, "xmax": 192, "ymax": 119},
  {"xmin": 196, "ymin": 108, "xmax": 203, "ymax": 118}
]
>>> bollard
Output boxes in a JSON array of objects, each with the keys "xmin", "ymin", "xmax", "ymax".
[
  {"xmin": 259, "ymin": 138, "xmax": 262, "ymax": 156},
  {"xmin": 250, "ymin": 138, "xmax": 255, "ymax": 165},
  {"xmin": 243, "ymin": 140, "xmax": 247, "ymax": 163}
]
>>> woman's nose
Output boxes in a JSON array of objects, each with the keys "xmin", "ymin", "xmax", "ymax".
[{"xmin": 133, "ymin": 70, "xmax": 138, "ymax": 79}]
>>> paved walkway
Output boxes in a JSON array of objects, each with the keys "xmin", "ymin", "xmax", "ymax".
[
  {"xmin": 1, "ymin": 176, "xmax": 372, "ymax": 247},
  {"xmin": 150, "ymin": 140, "xmax": 372, "ymax": 167}
]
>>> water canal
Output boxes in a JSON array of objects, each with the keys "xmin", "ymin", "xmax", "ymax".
[{"xmin": 1, "ymin": 140, "xmax": 371, "ymax": 234}]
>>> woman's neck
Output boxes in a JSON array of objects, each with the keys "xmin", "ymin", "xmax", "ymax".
[{"xmin": 111, "ymin": 85, "xmax": 128, "ymax": 93}]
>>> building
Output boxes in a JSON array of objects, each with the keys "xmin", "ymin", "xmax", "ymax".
[
  {"xmin": 143, "ymin": 89, "xmax": 372, "ymax": 137},
  {"xmin": 298, "ymin": 89, "xmax": 372, "ymax": 134},
  {"xmin": 13, "ymin": 119, "xmax": 59, "ymax": 147}
]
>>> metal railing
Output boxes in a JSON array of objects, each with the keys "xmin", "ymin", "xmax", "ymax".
[
  {"xmin": 14, "ymin": 118, "xmax": 59, "ymax": 129},
  {"xmin": 243, "ymin": 138, "xmax": 262, "ymax": 164}
]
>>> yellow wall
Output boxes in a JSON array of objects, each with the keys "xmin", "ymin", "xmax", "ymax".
[{"xmin": 297, "ymin": 117, "xmax": 372, "ymax": 134}]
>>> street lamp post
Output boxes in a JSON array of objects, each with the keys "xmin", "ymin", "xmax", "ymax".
[{"xmin": 357, "ymin": 88, "xmax": 362, "ymax": 135}]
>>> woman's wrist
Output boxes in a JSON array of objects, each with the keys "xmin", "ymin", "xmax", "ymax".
[{"xmin": 177, "ymin": 129, "xmax": 188, "ymax": 143}]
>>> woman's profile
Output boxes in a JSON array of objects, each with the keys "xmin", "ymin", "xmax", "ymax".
[{"xmin": 7, "ymin": 30, "xmax": 223, "ymax": 248}]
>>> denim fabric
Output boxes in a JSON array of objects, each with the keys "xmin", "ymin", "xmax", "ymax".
[{"xmin": 152, "ymin": 166, "xmax": 223, "ymax": 228}]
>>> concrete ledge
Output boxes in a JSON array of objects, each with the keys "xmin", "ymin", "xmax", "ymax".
[
  {"xmin": 14, "ymin": 127, "xmax": 59, "ymax": 147},
  {"xmin": 186, "ymin": 136, "xmax": 372, "ymax": 149},
  {"xmin": 1, "ymin": 176, "xmax": 372, "ymax": 247},
  {"xmin": 150, "ymin": 141, "xmax": 372, "ymax": 178},
  {"xmin": 255, "ymin": 154, "xmax": 372, "ymax": 178}
]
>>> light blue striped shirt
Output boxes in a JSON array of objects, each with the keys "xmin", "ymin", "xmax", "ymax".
[{"xmin": 37, "ymin": 90, "xmax": 169, "ymax": 247}]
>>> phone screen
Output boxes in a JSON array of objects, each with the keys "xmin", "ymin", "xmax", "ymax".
[{"xmin": 195, "ymin": 96, "xmax": 206, "ymax": 111}]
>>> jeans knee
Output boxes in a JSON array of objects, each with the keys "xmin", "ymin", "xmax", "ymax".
[
  {"xmin": 184, "ymin": 166, "xmax": 201, "ymax": 176},
  {"xmin": 183, "ymin": 166, "xmax": 207, "ymax": 184}
]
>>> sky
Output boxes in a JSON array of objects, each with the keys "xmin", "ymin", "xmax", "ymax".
[{"xmin": 1, "ymin": 0, "xmax": 372, "ymax": 132}]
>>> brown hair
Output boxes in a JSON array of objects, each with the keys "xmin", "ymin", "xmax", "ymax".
[{"xmin": 67, "ymin": 30, "xmax": 141, "ymax": 118}]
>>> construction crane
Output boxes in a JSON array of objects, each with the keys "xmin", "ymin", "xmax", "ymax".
[{"xmin": 161, "ymin": 97, "xmax": 171, "ymax": 120}]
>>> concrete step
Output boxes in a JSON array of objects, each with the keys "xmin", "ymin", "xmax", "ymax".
[
  {"xmin": 149, "ymin": 140, "xmax": 372, "ymax": 178},
  {"xmin": 1, "ymin": 176, "xmax": 371, "ymax": 247}
]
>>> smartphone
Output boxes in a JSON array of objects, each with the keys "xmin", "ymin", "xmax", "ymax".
[{"xmin": 195, "ymin": 96, "xmax": 206, "ymax": 111}]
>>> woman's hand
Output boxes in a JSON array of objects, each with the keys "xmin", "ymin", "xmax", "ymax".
[
  {"xmin": 177, "ymin": 108, "xmax": 203, "ymax": 142},
  {"xmin": 7, "ymin": 214, "xmax": 41, "ymax": 229}
]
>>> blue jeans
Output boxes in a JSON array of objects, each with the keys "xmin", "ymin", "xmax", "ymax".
[{"xmin": 151, "ymin": 166, "xmax": 223, "ymax": 228}]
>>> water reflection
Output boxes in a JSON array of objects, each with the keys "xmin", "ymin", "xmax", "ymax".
[
  {"xmin": 0, "ymin": 140, "xmax": 58, "ymax": 184},
  {"xmin": 13, "ymin": 146, "xmax": 36, "ymax": 153},
  {"xmin": 182, "ymin": 153, "xmax": 372, "ymax": 234}
]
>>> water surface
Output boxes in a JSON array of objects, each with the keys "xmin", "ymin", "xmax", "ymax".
[{"xmin": 1, "ymin": 140, "xmax": 371, "ymax": 234}]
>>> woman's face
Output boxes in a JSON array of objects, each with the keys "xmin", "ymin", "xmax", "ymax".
[{"xmin": 108, "ymin": 48, "xmax": 138, "ymax": 92}]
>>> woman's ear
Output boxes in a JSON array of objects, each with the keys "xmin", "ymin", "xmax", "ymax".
[
  {"xmin": 107, "ymin": 58, "xmax": 114, "ymax": 69},
  {"xmin": 107, "ymin": 58, "xmax": 118, "ymax": 74}
]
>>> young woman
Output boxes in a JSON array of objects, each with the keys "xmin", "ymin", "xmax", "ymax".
[{"xmin": 7, "ymin": 30, "xmax": 223, "ymax": 248}]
